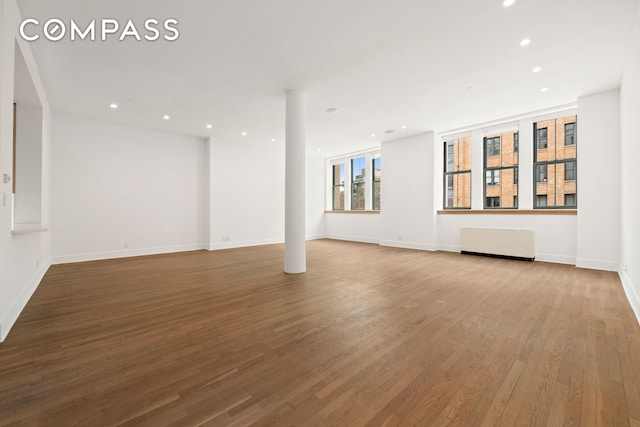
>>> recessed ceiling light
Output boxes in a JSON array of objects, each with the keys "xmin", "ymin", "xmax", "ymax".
[
  {"xmin": 271, "ymin": 138, "xmax": 276, "ymax": 142},
  {"xmin": 109, "ymin": 103, "xmax": 118, "ymax": 109},
  {"xmin": 519, "ymin": 38, "xmax": 531, "ymax": 47},
  {"xmin": 241, "ymin": 132, "xmax": 247, "ymax": 136},
  {"xmin": 502, "ymin": 0, "xmax": 516, "ymax": 7},
  {"xmin": 532, "ymin": 66, "xmax": 542, "ymax": 73},
  {"xmin": 326, "ymin": 107, "xmax": 339, "ymax": 113},
  {"xmin": 163, "ymin": 115, "xmax": 170, "ymax": 120},
  {"xmin": 206, "ymin": 124, "xmax": 213, "ymax": 129},
  {"xmin": 371, "ymin": 133, "xmax": 376, "ymax": 138},
  {"xmin": 540, "ymin": 87, "xmax": 549, "ymax": 93}
]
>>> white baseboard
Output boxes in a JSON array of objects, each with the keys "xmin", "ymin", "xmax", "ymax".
[
  {"xmin": 619, "ymin": 265, "xmax": 640, "ymax": 327},
  {"xmin": 0, "ymin": 259, "xmax": 51, "ymax": 343},
  {"xmin": 305, "ymin": 234, "xmax": 326, "ymax": 241},
  {"xmin": 533, "ymin": 253, "xmax": 576, "ymax": 265},
  {"xmin": 379, "ymin": 240, "xmax": 437, "ymax": 251},
  {"xmin": 209, "ymin": 237, "xmax": 284, "ymax": 251},
  {"xmin": 51, "ymin": 244, "xmax": 209, "ymax": 265},
  {"xmin": 325, "ymin": 234, "xmax": 379, "ymax": 245},
  {"xmin": 438, "ymin": 244, "xmax": 460, "ymax": 253},
  {"xmin": 576, "ymin": 258, "xmax": 620, "ymax": 272}
]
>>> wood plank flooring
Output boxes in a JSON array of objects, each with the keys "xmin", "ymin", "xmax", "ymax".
[{"xmin": 1, "ymin": 239, "xmax": 639, "ymax": 426}]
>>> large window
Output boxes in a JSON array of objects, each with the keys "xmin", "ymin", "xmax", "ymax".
[
  {"xmin": 534, "ymin": 115, "xmax": 577, "ymax": 208},
  {"xmin": 483, "ymin": 131, "xmax": 518, "ymax": 209},
  {"xmin": 351, "ymin": 157, "xmax": 366, "ymax": 210},
  {"xmin": 328, "ymin": 150, "xmax": 380, "ymax": 211},
  {"xmin": 372, "ymin": 157, "xmax": 381, "ymax": 210},
  {"xmin": 444, "ymin": 137, "xmax": 472, "ymax": 209},
  {"xmin": 332, "ymin": 163, "xmax": 345, "ymax": 210},
  {"xmin": 536, "ymin": 127, "xmax": 548, "ymax": 149}
]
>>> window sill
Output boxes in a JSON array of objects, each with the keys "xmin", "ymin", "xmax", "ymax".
[
  {"xmin": 325, "ymin": 210, "xmax": 381, "ymax": 214},
  {"xmin": 12, "ymin": 223, "xmax": 49, "ymax": 234},
  {"xmin": 438, "ymin": 209, "xmax": 576, "ymax": 215}
]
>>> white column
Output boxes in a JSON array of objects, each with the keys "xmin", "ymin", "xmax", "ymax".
[{"xmin": 284, "ymin": 91, "xmax": 306, "ymax": 274}]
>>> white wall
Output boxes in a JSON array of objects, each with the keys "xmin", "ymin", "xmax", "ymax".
[
  {"xmin": 209, "ymin": 137, "xmax": 285, "ymax": 249},
  {"xmin": 325, "ymin": 213, "xmax": 380, "ymax": 244},
  {"xmin": 306, "ymin": 152, "xmax": 326, "ymax": 240},
  {"xmin": 51, "ymin": 114, "xmax": 208, "ymax": 263},
  {"xmin": 0, "ymin": 0, "xmax": 51, "ymax": 342},
  {"xmin": 620, "ymin": 6, "xmax": 640, "ymax": 322},
  {"xmin": 13, "ymin": 104, "xmax": 43, "ymax": 225},
  {"xmin": 576, "ymin": 90, "xmax": 621, "ymax": 271},
  {"xmin": 380, "ymin": 132, "xmax": 438, "ymax": 251}
]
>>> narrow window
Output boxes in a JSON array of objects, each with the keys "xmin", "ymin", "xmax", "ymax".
[
  {"xmin": 351, "ymin": 157, "xmax": 365, "ymax": 210},
  {"xmin": 443, "ymin": 138, "xmax": 472, "ymax": 209},
  {"xmin": 372, "ymin": 157, "xmax": 381, "ymax": 210},
  {"xmin": 565, "ymin": 122, "xmax": 576, "ymax": 146},
  {"xmin": 536, "ymin": 127, "xmax": 548, "ymax": 149},
  {"xmin": 565, "ymin": 160, "xmax": 576, "ymax": 181},
  {"xmin": 332, "ymin": 163, "xmax": 344, "ymax": 210},
  {"xmin": 536, "ymin": 164, "xmax": 548, "ymax": 182}
]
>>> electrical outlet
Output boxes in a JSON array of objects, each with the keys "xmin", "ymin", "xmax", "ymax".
[{"xmin": 123, "ymin": 242, "xmax": 129, "ymax": 249}]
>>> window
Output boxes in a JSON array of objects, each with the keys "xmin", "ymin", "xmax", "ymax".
[
  {"xmin": 565, "ymin": 123, "xmax": 576, "ymax": 146},
  {"xmin": 536, "ymin": 127, "xmax": 548, "ymax": 149},
  {"xmin": 332, "ymin": 163, "xmax": 345, "ymax": 210},
  {"xmin": 372, "ymin": 157, "xmax": 381, "ymax": 210},
  {"xmin": 483, "ymin": 132, "xmax": 518, "ymax": 209},
  {"xmin": 565, "ymin": 194, "xmax": 576, "ymax": 206},
  {"xmin": 536, "ymin": 164, "xmax": 547, "ymax": 182},
  {"xmin": 328, "ymin": 150, "xmax": 380, "ymax": 211},
  {"xmin": 486, "ymin": 197, "xmax": 500, "ymax": 208},
  {"xmin": 486, "ymin": 169, "xmax": 500, "ymax": 186},
  {"xmin": 534, "ymin": 115, "xmax": 577, "ymax": 208},
  {"xmin": 443, "ymin": 138, "xmax": 472, "ymax": 209},
  {"xmin": 486, "ymin": 137, "xmax": 500, "ymax": 156},
  {"xmin": 514, "ymin": 132, "xmax": 519, "ymax": 153},
  {"xmin": 351, "ymin": 157, "xmax": 366, "ymax": 210},
  {"xmin": 565, "ymin": 160, "xmax": 576, "ymax": 181}
]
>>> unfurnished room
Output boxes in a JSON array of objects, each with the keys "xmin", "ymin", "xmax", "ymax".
[{"xmin": 1, "ymin": 0, "xmax": 640, "ymax": 425}]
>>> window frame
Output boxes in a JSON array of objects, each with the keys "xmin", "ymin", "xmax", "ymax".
[
  {"xmin": 327, "ymin": 149, "xmax": 380, "ymax": 211},
  {"xmin": 533, "ymin": 116, "xmax": 578, "ymax": 209},
  {"xmin": 564, "ymin": 122, "xmax": 576, "ymax": 146},
  {"xmin": 331, "ymin": 163, "xmax": 345, "ymax": 210},
  {"xmin": 372, "ymin": 156, "xmax": 381, "ymax": 211},
  {"xmin": 483, "ymin": 133, "xmax": 518, "ymax": 210},
  {"xmin": 443, "ymin": 139, "xmax": 472, "ymax": 210},
  {"xmin": 536, "ymin": 127, "xmax": 548, "ymax": 149}
]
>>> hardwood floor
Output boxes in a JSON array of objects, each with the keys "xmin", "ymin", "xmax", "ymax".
[{"xmin": 1, "ymin": 240, "xmax": 639, "ymax": 426}]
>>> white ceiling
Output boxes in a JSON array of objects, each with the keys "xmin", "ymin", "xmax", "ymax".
[{"xmin": 16, "ymin": 0, "xmax": 640, "ymax": 156}]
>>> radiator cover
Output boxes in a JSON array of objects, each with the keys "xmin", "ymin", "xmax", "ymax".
[{"xmin": 460, "ymin": 228, "xmax": 535, "ymax": 261}]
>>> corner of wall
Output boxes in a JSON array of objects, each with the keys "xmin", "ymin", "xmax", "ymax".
[
  {"xmin": 619, "ymin": 264, "xmax": 640, "ymax": 326},
  {"xmin": 0, "ymin": 259, "xmax": 51, "ymax": 343}
]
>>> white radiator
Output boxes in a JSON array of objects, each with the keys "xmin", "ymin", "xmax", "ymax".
[{"xmin": 460, "ymin": 228, "xmax": 535, "ymax": 261}]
